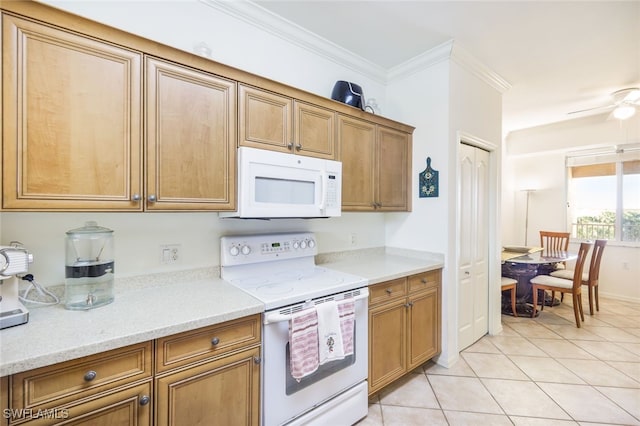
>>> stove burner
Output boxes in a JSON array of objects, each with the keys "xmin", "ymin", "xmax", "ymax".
[
  {"xmin": 256, "ymin": 283, "xmax": 295, "ymax": 295},
  {"xmin": 232, "ymin": 277, "xmax": 269, "ymax": 286}
]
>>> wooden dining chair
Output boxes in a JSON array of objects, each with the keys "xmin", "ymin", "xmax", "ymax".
[
  {"xmin": 530, "ymin": 242, "xmax": 591, "ymax": 327},
  {"xmin": 539, "ymin": 230, "xmax": 570, "ymax": 255},
  {"xmin": 550, "ymin": 239, "xmax": 607, "ymax": 315},
  {"xmin": 501, "ymin": 277, "xmax": 518, "ymax": 317},
  {"xmin": 539, "ymin": 230, "xmax": 571, "ymax": 303}
]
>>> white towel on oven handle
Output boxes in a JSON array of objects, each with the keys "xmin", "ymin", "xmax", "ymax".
[{"xmin": 317, "ymin": 300, "xmax": 344, "ymax": 364}]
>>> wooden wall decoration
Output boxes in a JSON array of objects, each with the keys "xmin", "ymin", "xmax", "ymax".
[{"xmin": 419, "ymin": 157, "xmax": 439, "ymax": 198}]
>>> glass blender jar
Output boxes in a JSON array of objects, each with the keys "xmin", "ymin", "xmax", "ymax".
[{"xmin": 65, "ymin": 221, "xmax": 114, "ymax": 310}]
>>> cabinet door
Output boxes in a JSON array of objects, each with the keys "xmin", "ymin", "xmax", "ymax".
[
  {"xmin": 294, "ymin": 101, "xmax": 336, "ymax": 159},
  {"xmin": 155, "ymin": 347, "xmax": 260, "ymax": 426},
  {"xmin": 407, "ymin": 287, "xmax": 441, "ymax": 370},
  {"xmin": 7, "ymin": 381, "xmax": 152, "ymax": 426},
  {"xmin": 238, "ymin": 84, "xmax": 292, "ymax": 153},
  {"xmin": 377, "ymin": 126, "xmax": 410, "ymax": 211},
  {"xmin": 1, "ymin": 377, "xmax": 7, "ymax": 426},
  {"xmin": 337, "ymin": 115, "xmax": 376, "ymax": 211},
  {"xmin": 2, "ymin": 15, "xmax": 142, "ymax": 210},
  {"xmin": 145, "ymin": 57, "xmax": 236, "ymax": 210},
  {"xmin": 368, "ymin": 299, "xmax": 406, "ymax": 395}
]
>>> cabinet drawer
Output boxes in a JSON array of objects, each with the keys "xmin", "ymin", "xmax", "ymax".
[
  {"xmin": 156, "ymin": 315, "xmax": 261, "ymax": 373},
  {"xmin": 369, "ymin": 278, "xmax": 407, "ymax": 306},
  {"xmin": 8, "ymin": 380, "xmax": 152, "ymax": 426},
  {"xmin": 408, "ymin": 270, "xmax": 441, "ymax": 294},
  {"xmin": 10, "ymin": 342, "xmax": 152, "ymax": 412}
]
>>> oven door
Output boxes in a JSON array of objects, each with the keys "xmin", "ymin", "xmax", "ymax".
[{"xmin": 261, "ymin": 288, "xmax": 368, "ymax": 426}]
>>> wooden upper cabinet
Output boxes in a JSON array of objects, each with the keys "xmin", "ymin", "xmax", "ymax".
[
  {"xmin": 338, "ymin": 115, "xmax": 376, "ymax": 210},
  {"xmin": 145, "ymin": 57, "xmax": 236, "ymax": 211},
  {"xmin": 377, "ymin": 125, "xmax": 411, "ymax": 211},
  {"xmin": 294, "ymin": 101, "xmax": 336, "ymax": 159},
  {"xmin": 238, "ymin": 84, "xmax": 292, "ymax": 153},
  {"xmin": 339, "ymin": 116, "xmax": 411, "ymax": 211},
  {"xmin": 1, "ymin": 14, "xmax": 143, "ymax": 210},
  {"xmin": 238, "ymin": 84, "xmax": 336, "ymax": 159}
]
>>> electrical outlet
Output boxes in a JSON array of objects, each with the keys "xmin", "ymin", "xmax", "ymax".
[{"xmin": 160, "ymin": 244, "xmax": 181, "ymax": 264}]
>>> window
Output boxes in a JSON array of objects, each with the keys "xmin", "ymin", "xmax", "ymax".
[{"xmin": 567, "ymin": 146, "xmax": 640, "ymax": 243}]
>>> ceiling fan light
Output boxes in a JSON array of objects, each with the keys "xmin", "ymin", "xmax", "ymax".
[{"xmin": 613, "ymin": 105, "xmax": 636, "ymax": 120}]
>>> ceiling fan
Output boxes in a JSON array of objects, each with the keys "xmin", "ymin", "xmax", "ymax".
[{"xmin": 569, "ymin": 87, "xmax": 640, "ymax": 120}]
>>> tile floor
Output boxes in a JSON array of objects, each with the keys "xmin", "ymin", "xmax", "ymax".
[{"xmin": 359, "ymin": 296, "xmax": 640, "ymax": 425}]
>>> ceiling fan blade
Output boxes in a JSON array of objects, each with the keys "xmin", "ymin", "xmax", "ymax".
[{"xmin": 568, "ymin": 104, "xmax": 615, "ymax": 115}]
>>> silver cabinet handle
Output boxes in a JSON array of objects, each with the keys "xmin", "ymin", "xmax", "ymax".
[
  {"xmin": 132, "ymin": 193, "xmax": 141, "ymax": 201},
  {"xmin": 139, "ymin": 395, "xmax": 150, "ymax": 406},
  {"xmin": 84, "ymin": 370, "xmax": 97, "ymax": 382},
  {"xmin": 386, "ymin": 288, "xmax": 393, "ymax": 294},
  {"xmin": 211, "ymin": 337, "xmax": 220, "ymax": 345},
  {"xmin": 148, "ymin": 194, "xmax": 157, "ymax": 202},
  {"xmin": 295, "ymin": 143, "xmax": 302, "ymax": 151},
  {"xmin": 254, "ymin": 356, "xmax": 261, "ymax": 364},
  {"xmin": 287, "ymin": 143, "xmax": 294, "ymax": 150},
  {"xmin": 421, "ymin": 278, "xmax": 428, "ymax": 284}
]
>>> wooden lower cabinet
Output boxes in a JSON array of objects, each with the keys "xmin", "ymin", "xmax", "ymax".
[
  {"xmin": 3, "ymin": 315, "xmax": 261, "ymax": 426},
  {"xmin": 368, "ymin": 270, "xmax": 441, "ymax": 395},
  {"xmin": 154, "ymin": 347, "xmax": 260, "ymax": 426},
  {"xmin": 6, "ymin": 342, "xmax": 152, "ymax": 425}
]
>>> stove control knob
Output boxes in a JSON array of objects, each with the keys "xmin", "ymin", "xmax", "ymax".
[
  {"xmin": 241, "ymin": 245, "xmax": 251, "ymax": 255},
  {"xmin": 308, "ymin": 239, "xmax": 316, "ymax": 249},
  {"xmin": 229, "ymin": 246, "xmax": 240, "ymax": 256},
  {"xmin": 300, "ymin": 240, "xmax": 307, "ymax": 249},
  {"xmin": 293, "ymin": 241, "xmax": 300, "ymax": 249}
]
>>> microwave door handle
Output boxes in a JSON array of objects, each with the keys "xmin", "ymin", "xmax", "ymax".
[{"xmin": 319, "ymin": 171, "xmax": 327, "ymax": 213}]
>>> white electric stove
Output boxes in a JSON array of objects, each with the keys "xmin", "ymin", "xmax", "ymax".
[{"xmin": 220, "ymin": 232, "xmax": 369, "ymax": 426}]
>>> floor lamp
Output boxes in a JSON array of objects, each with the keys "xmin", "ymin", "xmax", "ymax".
[{"xmin": 523, "ymin": 189, "xmax": 535, "ymax": 246}]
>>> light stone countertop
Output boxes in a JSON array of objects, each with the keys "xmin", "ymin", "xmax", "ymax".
[
  {"xmin": 1, "ymin": 248, "xmax": 444, "ymax": 377},
  {"xmin": 0, "ymin": 268, "xmax": 263, "ymax": 377},
  {"xmin": 317, "ymin": 247, "xmax": 444, "ymax": 284}
]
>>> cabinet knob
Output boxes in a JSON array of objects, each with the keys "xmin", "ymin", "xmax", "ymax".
[
  {"xmin": 295, "ymin": 143, "xmax": 302, "ymax": 151},
  {"xmin": 421, "ymin": 278, "xmax": 428, "ymax": 284},
  {"xmin": 254, "ymin": 356, "xmax": 261, "ymax": 364},
  {"xmin": 132, "ymin": 193, "xmax": 141, "ymax": 202},
  {"xmin": 386, "ymin": 288, "xmax": 392, "ymax": 295},
  {"xmin": 405, "ymin": 302, "xmax": 413, "ymax": 308},
  {"xmin": 84, "ymin": 370, "xmax": 97, "ymax": 382},
  {"xmin": 211, "ymin": 337, "xmax": 220, "ymax": 345},
  {"xmin": 287, "ymin": 143, "xmax": 294, "ymax": 150},
  {"xmin": 148, "ymin": 194, "xmax": 157, "ymax": 203},
  {"xmin": 139, "ymin": 395, "xmax": 150, "ymax": 406}
]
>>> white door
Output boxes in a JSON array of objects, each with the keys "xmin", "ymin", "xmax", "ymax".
[{"xmin": 458, "ymin": 143, "xmax": 490, "ymax": 350}]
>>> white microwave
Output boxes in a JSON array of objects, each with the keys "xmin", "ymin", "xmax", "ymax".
[{"xmin": 221, "ymin": 147, "xmax": 342, "ymax": 219}]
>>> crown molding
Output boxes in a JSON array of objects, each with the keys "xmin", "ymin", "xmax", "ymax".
[
  {"xmin": 199, "ymin": 0, "xmax": 510, "ymax": 93},
  {"xmin": 387, "ymin": 40, "xmax": 455, "ymax": 81},
  {"xmin": 199, "ymin": 0, "xmax": 387, "ymax": 84},
  {"xmin": 450, "ymin": 43, "xmax": 511, "ymax": 93}
]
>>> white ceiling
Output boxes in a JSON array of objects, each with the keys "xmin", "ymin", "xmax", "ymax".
[{"xmin": 252, "ymin": 0, "xmax": 640, "ymax": 135}]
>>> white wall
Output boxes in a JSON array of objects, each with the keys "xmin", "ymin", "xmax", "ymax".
[
  {"xmin": 504, "ymin": 114, "xmax": 640, "ymax": 302},
  {"xmin": 383, "ymin": 53, "xmax": 503, "ymax": 367},
  {"xmin": 1, "ymin": 213, "xmax": 385, "ymax": 285},
  {"xmin": 1, "ymin": 0, "xmax": 390, "ymax": 284},
  {"xmin": 43, "ymin": 0, "xmax": 388, "ymax": 110}
]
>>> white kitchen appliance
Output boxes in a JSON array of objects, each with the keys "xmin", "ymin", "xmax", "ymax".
[
  {"xmin": 0, "ymin": 244, "xmax": 33, "ymax": 329},
  {"xmin": 220, "ymin": 147, "xmax": 342, "ymax": 219},
  {"xmin": 221, "ymin": 232, "xmax": 368, "ymax": 426}
]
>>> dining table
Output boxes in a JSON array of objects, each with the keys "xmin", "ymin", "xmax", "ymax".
[{"xmin": 501, "ymin": 246, "xmax": 578, "ymax": 316}]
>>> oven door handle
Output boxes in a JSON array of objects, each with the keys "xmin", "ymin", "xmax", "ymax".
[{"xmin": 263, "ymin": 289, "xmax": 369, "ymax": 325}]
